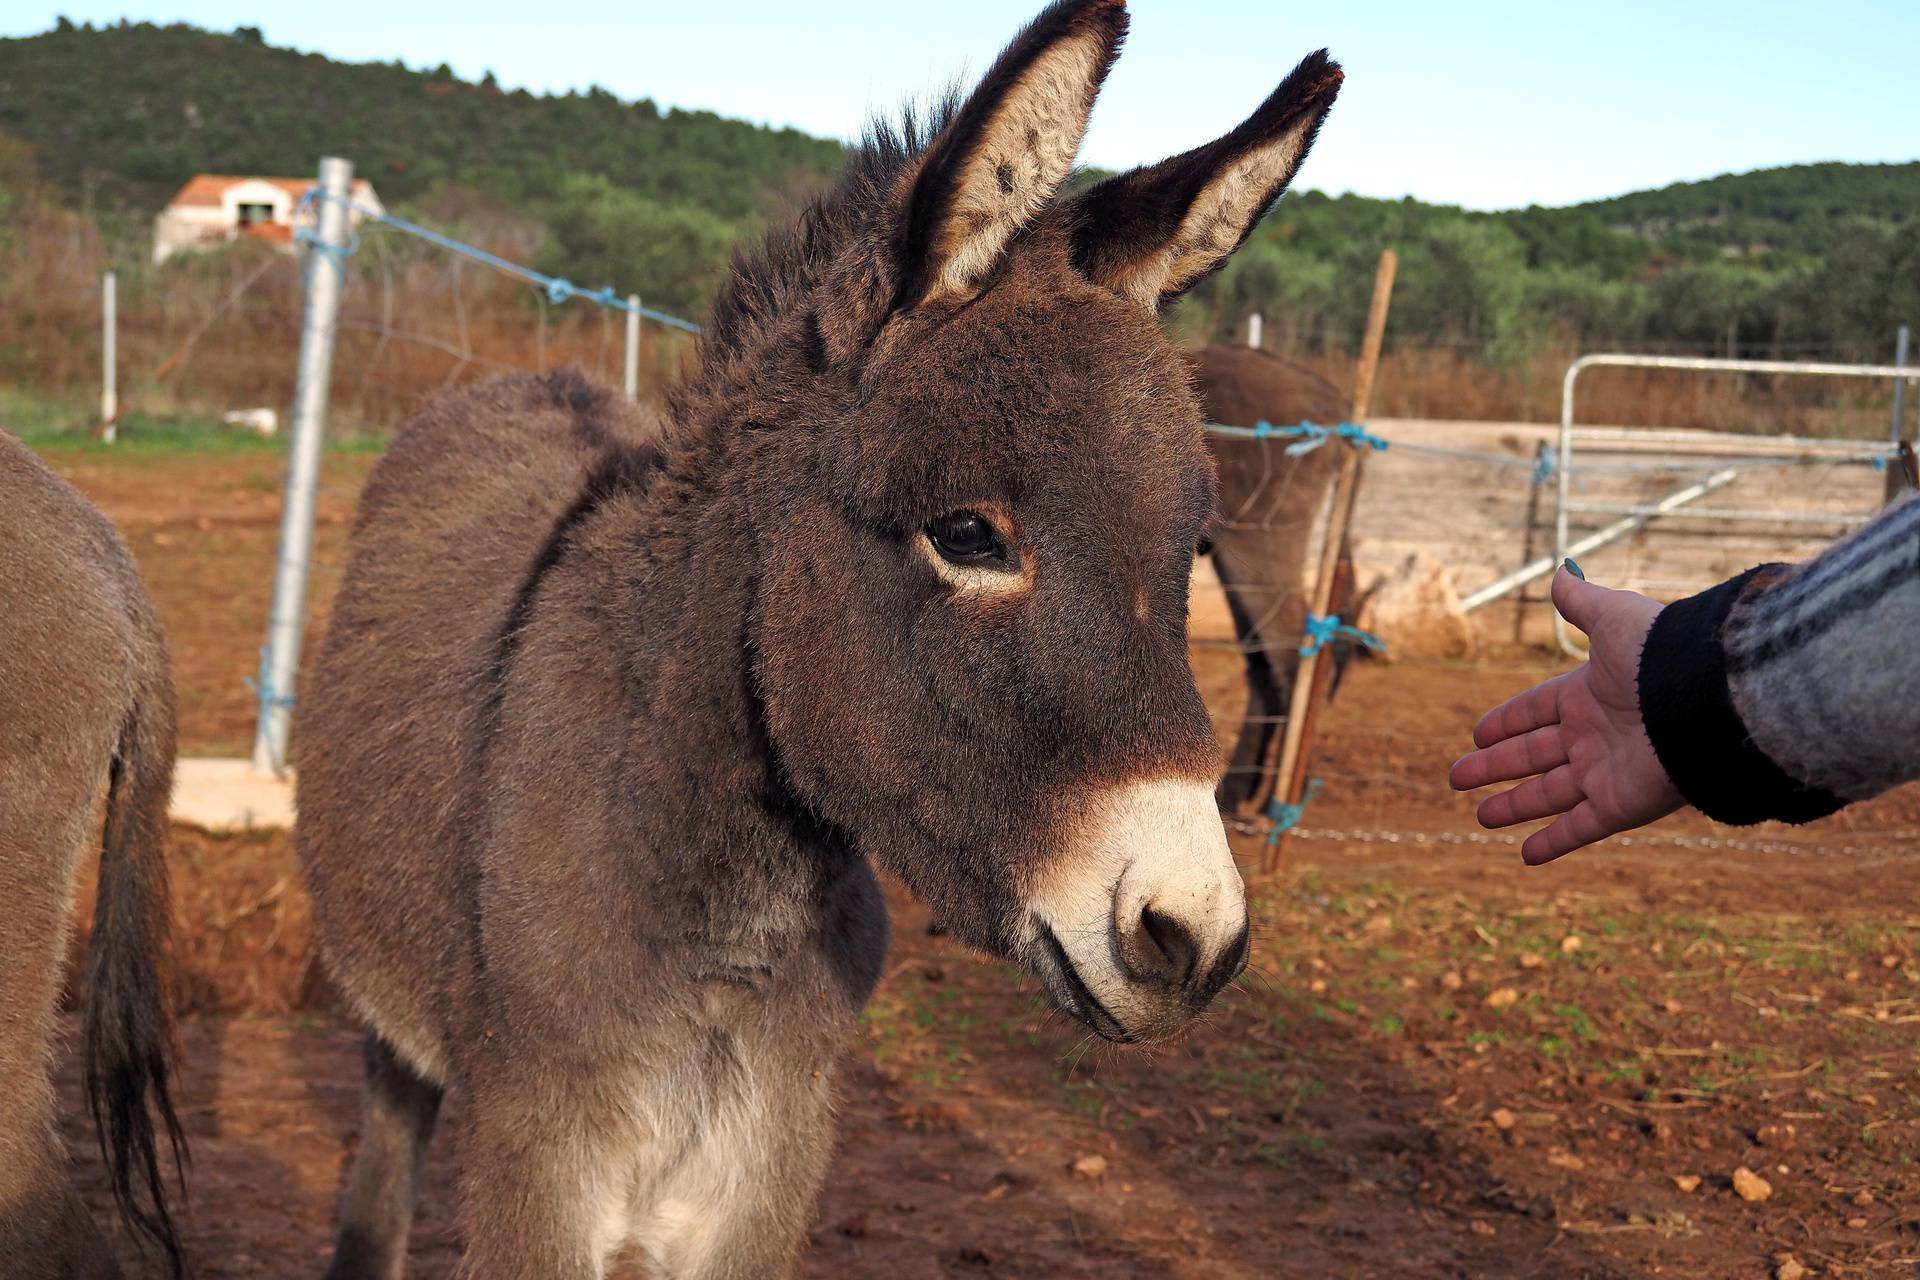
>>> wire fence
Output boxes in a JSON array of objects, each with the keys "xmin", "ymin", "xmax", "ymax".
[
  {"xmin": 13, "ymin": 179, "xmax": 1910, "ymax": 862},
  {"xmin": 1194, "ymin": 382, "xmax": 1908, "ymax": 853}
]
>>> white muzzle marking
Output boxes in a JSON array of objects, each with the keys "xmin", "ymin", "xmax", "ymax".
[{"xmin": 1025, "ymin": 777, "xmax": 1247, "ymax": 1041}]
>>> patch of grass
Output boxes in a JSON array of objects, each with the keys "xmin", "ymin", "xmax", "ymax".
[
  {"xmin": 1205, "ymin": 1064, "xmax": 1277, "ymax": 1098},
  {"xmin": 6, "ymin": 389, "xmax": 387, "ymax": 458},
  {"xmin": 1555, "ymin": 1003, "xmax": 1600, "ymax": 1042},
  {"xmin": 1251, "ymin": 1130, "xmax": 1329, "ymax": 1170}
]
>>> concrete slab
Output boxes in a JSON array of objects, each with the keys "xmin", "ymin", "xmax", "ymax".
[{"xmin": 171, "ymin": 758, "xmax": 294, "ymax": 832}]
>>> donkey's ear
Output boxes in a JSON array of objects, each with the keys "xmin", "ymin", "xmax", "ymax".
[
  {"xmin": 897, "ymin": 0, "xmax": 1128, "ymax": 310},
  {"xmin": 1068, "ymin": 50, "xmax": 1342, "ymax": 311}
]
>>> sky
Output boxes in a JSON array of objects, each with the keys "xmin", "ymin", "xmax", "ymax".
[{"xmin": 5, "ymin": 1, "xmax": 1918, "ymax": 210}]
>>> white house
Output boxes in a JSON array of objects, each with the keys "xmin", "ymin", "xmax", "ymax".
[{"xmin": 152, "ymin": 174, "xmax": 383, "ymax": 265}]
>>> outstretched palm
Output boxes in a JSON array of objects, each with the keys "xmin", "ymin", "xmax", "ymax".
[{"xmin": 1449, "ymin": 567, "xmax": 1685, "ymax": 864}]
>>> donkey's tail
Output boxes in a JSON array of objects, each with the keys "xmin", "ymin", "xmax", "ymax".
[{"xmin": 83, "ymin": 648, "xmax": 188, "ymax": 1279}]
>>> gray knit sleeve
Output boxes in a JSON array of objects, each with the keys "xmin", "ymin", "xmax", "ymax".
[{"xmin": 1722, "ymin": 492, "xmax": 1920, "ymax": 803}]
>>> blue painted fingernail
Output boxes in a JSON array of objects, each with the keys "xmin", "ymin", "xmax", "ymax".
[{"xmin": 1562, "ymin": 558, "xmax": 1585, "ymax": 581}]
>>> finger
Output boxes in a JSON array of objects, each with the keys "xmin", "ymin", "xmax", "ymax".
[
  {"xmin": 1521, "ymin": 800, "xmax": 1618, "ymax": 865},
  {"xmin": 1550, "ymin": 566, "xmax": 1656, "ymax": 640},
  {"xmin": 1471, "ymin": 672, "xmax": 1572, "ymax": 750},
  {"xmin": 1477, "ymin": 763, "xmax": 1582, "ymax": 829},
  {"xmin": 1449, "ymin": 723, "xmax": 1568, "ymax": 792}
]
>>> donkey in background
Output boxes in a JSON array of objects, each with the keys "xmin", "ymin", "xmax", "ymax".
[
  {"xmin": 297, "ymin": 2, "xmax": 1341, "ymax": 1274},
  {"xmin": 1191, "ymin": 343, "xmax": 1359, "ymax": 813},
  {"xmin": 0, "ymin": 433, "xmax": 186, "ymax": 1279}
]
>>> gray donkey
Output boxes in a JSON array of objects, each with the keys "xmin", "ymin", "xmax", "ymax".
[
  {"xmin": 297, "ymin": 3, "xmax": 1341, "ymax": 1275},
  {"xmin": 0, "ymin": 433, "xmax": 185, "ymax": 1278},
  {"xmin": 1191, "ymin": 343, "xmax": 1353, "ymax": 813}
]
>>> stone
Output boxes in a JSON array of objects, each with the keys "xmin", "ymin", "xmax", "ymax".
[
  {"xmin": 1732, "ymin": 1167, "xmax": 1773, "ymax": 1202},
  {"xmin": 1070, "ymin": 1154, "xmax": 1108, "ymax": 1180},
  {"xmin": 1355, "ymin": 551, "xmax": 1478, "ymax": 661}
]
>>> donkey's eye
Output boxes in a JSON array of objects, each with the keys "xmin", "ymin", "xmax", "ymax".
[{"xmin": 926, "ymin": 511, "xmax": 1004, "ymax": 565}]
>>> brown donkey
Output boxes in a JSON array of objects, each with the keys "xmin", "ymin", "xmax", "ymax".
[
  {"xmin": 298, "ymin": 3, "xmax": 1341, "ymax": 1274},
  {"xmin": 1190, "ymin": 343, "xmax": 1357, "ymax": 812},
  {"xmin": 0, "ymin": 433, "xmax": 185, "ymax": 1278}
]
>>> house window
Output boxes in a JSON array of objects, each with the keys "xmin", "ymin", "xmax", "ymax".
[{"xmin": 237, "ymin": 202, "xmax": 275, "ymax": 226}]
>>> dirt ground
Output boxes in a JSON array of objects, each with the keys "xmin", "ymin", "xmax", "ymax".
[{"xmin": 35, "ymin": 442, "xmax": 1920, "ymax": 1278}]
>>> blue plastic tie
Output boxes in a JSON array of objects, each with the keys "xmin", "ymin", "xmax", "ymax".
[
  {"xmin": 1266, "ymin": 778, "xmax": 1325, "ymax": 845},
  {"xmin": 1247, "ymin": 420, "xmax": 1387, "ymax": 456},
  {"xmin": 1284, "ymin": 422, "xmax": 1332, "ymax": 457},
  {"xmin": 1532, "ymin": 445, "xmax": 1558, "ymax": 484},
  {"xmin": 245, "ymin": 646, "xmax": 295, "ymax": 713},
  {"xmin": 1299, "ymin": 612, "xmax": 1386, "ymax": 659},
  {"xmin": 1333, "ymin": 422, "xmax": 1390, "ymax": 452}
]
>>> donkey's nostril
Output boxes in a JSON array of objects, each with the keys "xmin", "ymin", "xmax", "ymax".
[
  {"xmin": 1134, "ymin": 906, "xmax": 1201, "ymax": 987},
  {"xmin": 1199, "ymin": 920, "xmax": 1252, "ymax": 1003}
]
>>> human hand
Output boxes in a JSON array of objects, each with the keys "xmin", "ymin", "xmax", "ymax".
[{"xmin": 1449, "ymin": 565, "xmax": 1686, "ymax": 864}]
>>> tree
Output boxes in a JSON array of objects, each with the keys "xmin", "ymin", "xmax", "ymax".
[{"xmin": 535, "ymin": 175, "xmax": 739, "ymax": 321}]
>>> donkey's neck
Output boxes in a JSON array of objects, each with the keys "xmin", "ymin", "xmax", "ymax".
[{"xmin": 593, "ymin": 400, "xmax": 858, "ymax": 910}]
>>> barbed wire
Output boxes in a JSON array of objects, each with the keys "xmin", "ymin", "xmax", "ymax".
[
  {"xmin": 1195, "ymin": 405, "xmax": 1906, "ymax": 845},
  {"xmin": 1243, "ymin": 822, "xmax": 1920, "ymax": 862},
  {"xmin": 298, "ymin": 187, "xmax": 703, "ymax": 333}
]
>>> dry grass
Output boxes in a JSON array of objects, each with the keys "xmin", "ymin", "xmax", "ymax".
[{"xmin": 2, "ymin": 201, "xmax": 1897, "ymax": 439}]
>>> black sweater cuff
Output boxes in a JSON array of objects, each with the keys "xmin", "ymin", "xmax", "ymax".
[{"xmin": 1637, "ymin": 566, "xmax": 1844, "ymax": 827}]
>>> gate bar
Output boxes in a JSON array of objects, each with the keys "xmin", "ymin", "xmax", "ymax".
[{"xmin": 1555, "ymin": 353, "xmax": 1920, "ymax": 657}]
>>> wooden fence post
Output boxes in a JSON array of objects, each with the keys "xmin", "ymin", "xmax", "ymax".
[{"xmin": 1261, "ymin": 249, "xmax": 1396, "ymax": 873}]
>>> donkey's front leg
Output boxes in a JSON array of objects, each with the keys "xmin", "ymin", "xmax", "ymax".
[
  {"xmin": 453, "ymin": 1067, "xmax": 633, "ymax": 1280},
  {"xmin": 634, "ymin": 1071, "xmax": 839, "ymax": 1280}
]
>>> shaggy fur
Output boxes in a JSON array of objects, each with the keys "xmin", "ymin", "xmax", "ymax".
[
  {"xmin": 1190, "ymin": 344, "xmax": 1357, "ymax": 812},
  {"xmin": 297, "ymin": 3, "xmax": 1341, "ymax": 1275},
  {"xmin": 0, "ymin": 431, "xmax": 184, "ymax": 1279}
]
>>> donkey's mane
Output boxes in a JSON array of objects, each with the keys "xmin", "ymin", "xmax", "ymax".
[{"xmin": 700, "ymin": 92, "xmax": 964, "ymax": 358}]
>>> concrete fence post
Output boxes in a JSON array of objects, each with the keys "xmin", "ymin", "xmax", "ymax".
[
  {"xmin": 100, "ymin": 270, "xmax": 117, "ymax": 443},
  {"xmin": 251, "ymin": 155, "xmax": 352, "ymax": 777},
  {"xmin": 1246, "ymin": 311, "xmax": 1263, "ymax": 350},
  {"xmin": 1891, "ymin": 325, "xmax": 1914, "ymax": 504},
  {"xmin": 624, "ymin": 295, "xmax": 641, "ymax": 400},
  {"xmin": 1894, "ymin": 325, "xmax": 1912, "ymax": 441}
]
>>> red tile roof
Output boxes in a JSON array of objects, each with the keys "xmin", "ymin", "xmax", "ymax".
[{"xmin": 165, "ymin": 174, "xmax": 376, "ymax": 209}]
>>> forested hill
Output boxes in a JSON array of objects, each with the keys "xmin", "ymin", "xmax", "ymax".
[
  {"xmin": 1578, "ymin": 161, "xmax": 1920, "ymax": 257},
  {"xmin": 7, "ymin": 20, "xmax": 1918, "ymax": 238},
  {"xmin": 1, "ymin": 20, "xmax": 1915, "ymax": 355},
  {"xmin": 0, "ymin": 18, "xmax": 843, "ymax": 224}
]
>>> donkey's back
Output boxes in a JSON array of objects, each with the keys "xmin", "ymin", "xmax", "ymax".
[
  {"xmin": 297, "ymin": 368, "xmax": 665, "ymax": 1079},
  {"xmin": 0, "ymin": 433, "xmax": 183, "ymax": 1278},
  {"xmin": 1189, "ymin": 344, "xmax": 1352, "ymax": 811}
]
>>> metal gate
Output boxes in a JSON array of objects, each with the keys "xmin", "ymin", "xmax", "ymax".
[{"xmin": 1546, "ymin": 353, "xmax": 1915, "ymax": 657}]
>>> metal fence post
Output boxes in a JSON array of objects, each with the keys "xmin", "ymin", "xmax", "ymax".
[
  {"xmin": 100, "ymin": 270, "xmax": 117, "ymax": 443},
  {"xmin": 251, "ymin": 155, "xmax": 352, "ymax": 777},
  {"xmin": 1246, "ymin": 312, "xmax": 1262, "ymax": 350},
  {"xmin": 624, "ymin": 295, "xmax": 641, "ymax": 400}
]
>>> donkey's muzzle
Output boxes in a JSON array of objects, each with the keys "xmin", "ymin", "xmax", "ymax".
[
  {"xmin": 1122, "ymin": 907, "xmax": 1251, "ymax": 1004},
  {"xmin": 1026, "ymin": 777, "xmax": 1249, "ymax": 1043}
]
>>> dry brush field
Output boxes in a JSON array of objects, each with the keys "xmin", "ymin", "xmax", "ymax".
[{"xmin": 34, "ymin": 440, "xmax": 1920, "ymax": 1278}]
